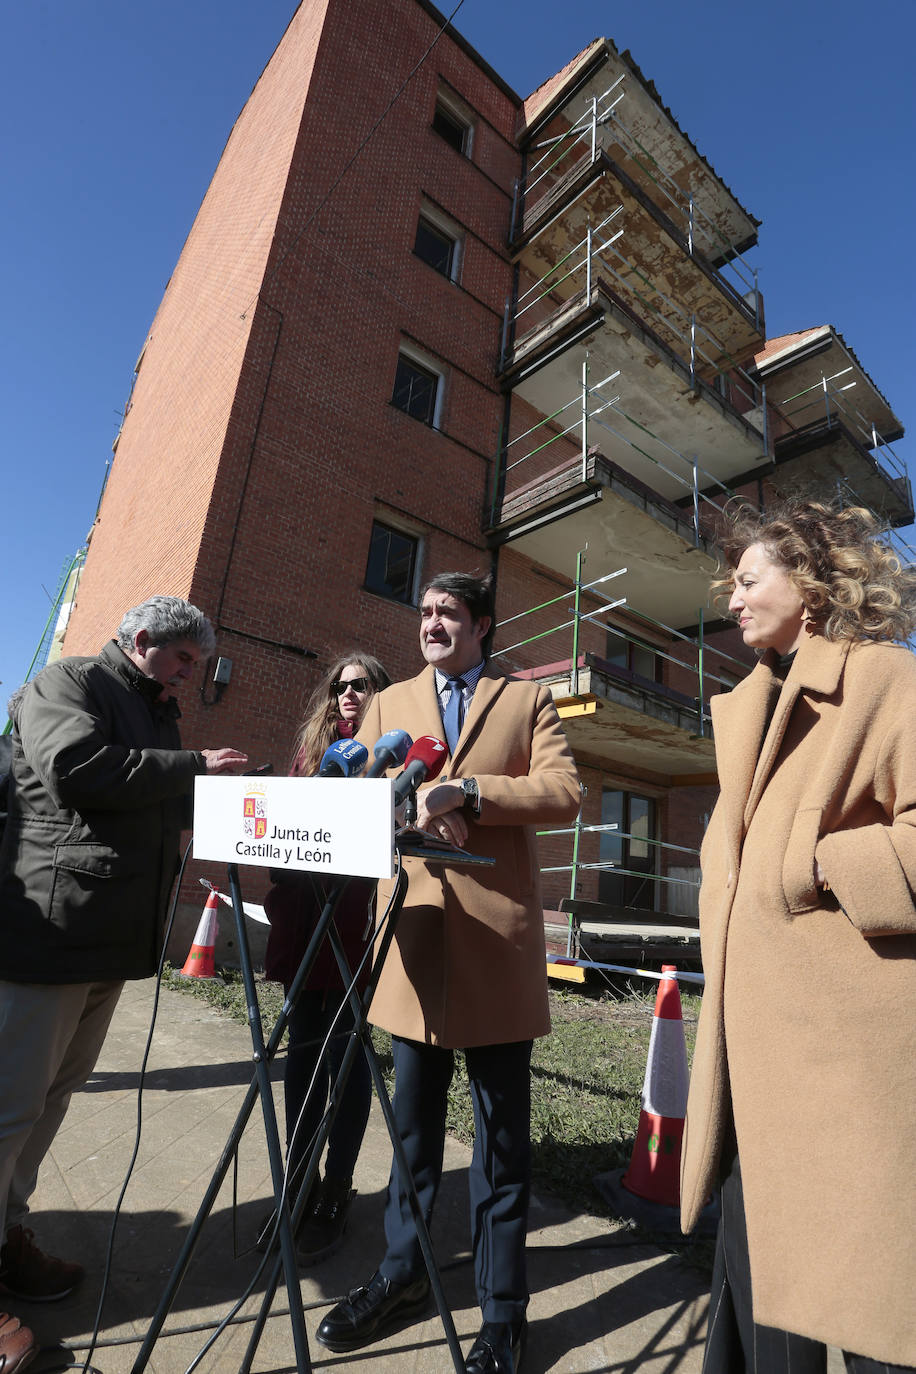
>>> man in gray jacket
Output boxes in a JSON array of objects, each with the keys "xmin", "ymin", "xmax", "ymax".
[{"xmin": 0, "ymin": 597, "xmax": 246, "ymax": 1367}]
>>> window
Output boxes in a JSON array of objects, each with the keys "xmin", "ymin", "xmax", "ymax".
[
  {"xmin": 364, "ymin": 520, "xmax": 420, "ymax": 605},
  {"xmin": 391, "ymin": 350, "xmax": 441, "ymax": 427},
  {"xmin": 598, "ymin": 788, "xmax": 657, "ymax": 910},
  {"xmin": 605, "ymin": 630, "xmax": 662, "ymax": 683},
  {"xmin": 433, "ymin": 99, "xmax": 470, "ymax": 154},
  {"xmin": 414, "ymin": 215, "xmax": 458, "ymax": 279}
]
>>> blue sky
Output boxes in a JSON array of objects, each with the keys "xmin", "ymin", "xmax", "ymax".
[{"xmin": 3, "ymin": 0, "xmax": 914, "ymax": 701}]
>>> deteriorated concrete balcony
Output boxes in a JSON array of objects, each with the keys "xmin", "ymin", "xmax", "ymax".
[
  {"xmin": 771, "ymin": 418, "xmax": 912, "ymax": 526},
  {"xmin": 518, "ymin": 39, "xmax": 760, "ymax": 338},
  {"xmin": 501, "ymin": 275, "xmax": 771, "ymax": 501},
  {"xmin": 752, "ymin": 326, "xmax": 912, "ymax": 526},
  {"xmin": 513, "ymin": 650, "xmax": 718, "ymax": 779},
  {"xmin": 512, "ymin": 146, "xmax": 763, "ymax": 363},
  {"xmin": 486, "ymin": 445, "xmax": 719, "ymax": 630}
]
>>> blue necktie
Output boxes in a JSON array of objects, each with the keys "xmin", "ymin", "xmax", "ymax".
[{"xmin": 442, "ymin": 676, "xmax": 466, "ymax": 755}]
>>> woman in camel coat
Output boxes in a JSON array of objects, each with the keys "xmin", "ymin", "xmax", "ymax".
[{"xmin": 680, "ymin": 500, "xmax": 916, "ymax": 1373}]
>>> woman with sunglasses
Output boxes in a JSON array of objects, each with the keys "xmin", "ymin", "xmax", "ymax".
[{"xmin": 262, "ymin": 652, "xmax": 390, "ymax": 1264}]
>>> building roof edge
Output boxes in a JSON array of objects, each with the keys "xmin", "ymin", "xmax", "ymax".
[{"xmin": 414, "ymin": 0, "xmax": 521, "ymax": 104}]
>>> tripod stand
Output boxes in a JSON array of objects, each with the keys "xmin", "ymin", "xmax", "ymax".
[{"xmin": 130, "ymin": 837, "xmax": 475, "ymax": 1372}]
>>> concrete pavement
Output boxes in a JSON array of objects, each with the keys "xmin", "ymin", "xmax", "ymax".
[{"xmin": 11, "ymin": 976, "xmax": 716, "ymax": 1373}]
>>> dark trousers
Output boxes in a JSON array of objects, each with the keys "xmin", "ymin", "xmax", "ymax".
[
  {"xmin": 705, "ymin": 1150, "xmax": 914, "ymax": 1374},
  {"xmin": 284, "ymin": 989, "xmax": 372, "ymax": 1192},
  {"xmin": 380, "ymin": 1035, "xmax": 532, "ymax": 1325}
]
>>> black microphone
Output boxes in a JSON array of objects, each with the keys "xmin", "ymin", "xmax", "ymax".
[
  {"xmin": 393, "ymin": 736, "xmax": 447, "ymax": 805},
  {"xmin": 318, "ymin": 739, "xmax": 369, "ymax": 777},
  {"xmin": 364, "ymin": 729, "xmax": 413, "ymax": 779}
]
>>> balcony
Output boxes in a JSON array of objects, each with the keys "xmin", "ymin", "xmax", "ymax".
[
  {"xmin": 490, "ymin": 313, "xmax": 738, "ymax": 625},
  {"xmin": 489, "ymin": 444, "xmax": 719, "ymax": 627},
  {"xmin": 755, "ymin": 327, "xmax": 911, "ymax": 525},
  {"xmin": 519, "ymin": 652, "xmax": 716, "ymax": 775},
  {"xmin": 501, "ymin": 230, "xmax": 771, "ymax": 497},
  {"xmin": 494, "ymin": 579, "xmax": 744, "ymax": 774},
  {"xmin": 515, "ymin": 56, "xmax": 764, "ymax": 360}
]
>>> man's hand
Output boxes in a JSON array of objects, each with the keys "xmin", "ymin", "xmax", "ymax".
[
  {"xmin": 201, "ymin": 748, "xmax": 249, "ymax": 775},
  {"xmin": 415, "ymin": 782, "xmax": 467, "ymax": 847}
]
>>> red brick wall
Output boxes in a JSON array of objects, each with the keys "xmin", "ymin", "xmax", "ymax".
[
  {"xmin": 180, "ymin": 0, "xmax": 521, "ymax": 776},
  {"xmin": 65, "ymin": 0, "xmax": 332, "ymax": 665}
]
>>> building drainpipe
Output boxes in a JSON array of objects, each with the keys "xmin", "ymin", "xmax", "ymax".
[
  {"xmin": 581, "ymin": 354, "xmax": 590, "ymax": 481},
  {"xmin": 697, "ymin": 607, "xmax": 706, "ymax": 738},
  {"xmin": 568, "ymin": 550, "xmax": 585, "ymax": 953},
  {"xmin": 567, "ymin": 812, "xmax": 582, "ymax": 957},
  {"xmin": 572, "ymin": 548, "xmax": 584, "ymax": 697},
  {"xmin": 692, "ymin": 457, "xmax": 700, "ymax": 546}
]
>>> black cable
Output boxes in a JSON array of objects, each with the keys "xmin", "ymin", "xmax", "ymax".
[
  {"xmin": 74, "ymin": 834, "xmax": 196, "ymax": 1374},
  {"xmin": 240, "ymin": 0, "xmax": 467, "ymax": 322}
]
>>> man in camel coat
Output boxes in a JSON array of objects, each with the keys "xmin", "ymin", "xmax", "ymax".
[{"xmin": 316, "ymin": 571, "xmax": 581, "ymax": 1374}]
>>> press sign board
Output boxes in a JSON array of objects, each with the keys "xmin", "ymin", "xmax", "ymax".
[{"xmin": 193, "ymin": 776, "xmax": 395, "ymax": 880}]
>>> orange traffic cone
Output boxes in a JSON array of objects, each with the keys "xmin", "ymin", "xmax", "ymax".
[
  {"xmin": 178, "ymin": 888, "xmax": 221, "ymax": 981},
  {"xmin": 595, "ymin": 965, "xmax": 716, "ymax": 1233}
]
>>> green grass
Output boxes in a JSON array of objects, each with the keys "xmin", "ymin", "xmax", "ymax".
[{"xmin": 162, "ymin": 964, "xmax": 705, "ymax": 1251}]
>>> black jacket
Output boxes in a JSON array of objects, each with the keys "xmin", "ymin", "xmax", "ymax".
[{"xmin": 0, "ymin": 641, "xmax": 205, "ymax": 983}]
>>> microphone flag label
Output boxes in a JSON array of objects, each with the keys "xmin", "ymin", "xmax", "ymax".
[{"xmin": 243, "ymin": 784, "xmax": 268, "ymax": 839}]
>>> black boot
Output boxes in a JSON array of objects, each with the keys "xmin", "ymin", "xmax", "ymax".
[
  {"xmin": 256, "ymin": 1171, "xmax": 320, "ymax": 1254},
  {"xmin": 295, "ymin": 1173, "xmax": 354, "ymax": 1265}
]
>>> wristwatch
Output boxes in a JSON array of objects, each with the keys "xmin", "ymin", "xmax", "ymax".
[{"xmin": 460, "ymin": 777, "xmax": 480, "ymax": 815}]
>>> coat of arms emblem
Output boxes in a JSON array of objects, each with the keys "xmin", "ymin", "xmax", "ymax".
[{"xmin": 242, "ymin": 786, "xmax": 267, "ymax": 839}]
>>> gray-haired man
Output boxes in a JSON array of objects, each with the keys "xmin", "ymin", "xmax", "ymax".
[{"xmin": 0, "ymin": 597, "xmax": 246, "ymax": 1366}]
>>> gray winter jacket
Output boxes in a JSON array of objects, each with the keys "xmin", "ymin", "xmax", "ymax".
[{"xmin": 0, "ymin": 641, "xmax": 205, "ymax": 983}]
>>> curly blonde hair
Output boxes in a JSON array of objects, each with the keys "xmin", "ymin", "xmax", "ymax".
[
  {"xmin": 712, "ymin": 499, "xmax": 916, "ymax": 643},
  {"xmin": 291, "ymin": 651, "xmax": 390, "ymax": 776}
]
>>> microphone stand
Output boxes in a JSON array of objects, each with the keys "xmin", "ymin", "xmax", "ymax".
[
  {"xmin": 129, "ymin": 862, "xmax": 350, "ymax": 1373},
  {"xmin": 240, "ymin": 836, "xmax": 467, "ymax": 1373},
  {"xmin": 131, "ymin": 839, "xmax": 474, "ymax": 1374}
]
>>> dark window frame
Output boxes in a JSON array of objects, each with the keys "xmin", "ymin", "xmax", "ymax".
[
  {"xmin": 598, "ymin": 787, "xmax": 658, "ymax": 911},
  {"xmin": 364, "ymin": 519, "xmax": 420, "ymax": 606},
  {"xmin": 605, "ymin": 631, "xmax": 663, "ymax": 685},
  {"xmin": 414, "ymin": 214, "xmax": 457, "ymax": 279},
  {"xmin": 432, "ymin": 100, "xmax": 470, "ymax": 155},
  {"xmin": 391, "ymin": 351, "xmax": 441, "ymax": 427}
]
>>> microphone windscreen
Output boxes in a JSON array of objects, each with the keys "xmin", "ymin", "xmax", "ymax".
[
  {"xmin": 318, "ymin": 738, "xmax": 369, "ymax": 777},
  {"xmin": 373, "ymin": 729, "xmax": 413, "ymax": 767},
  {"xmin": 404, "ymin": 736, "xmax": 447, "ymax": 783}
]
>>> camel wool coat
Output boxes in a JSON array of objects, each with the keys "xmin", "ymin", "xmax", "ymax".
[
  {"xmin": 681, "ymin": 633, "xmax": 916, "ymax": 1365},
  {"xmin": 356, "ymin": 664, "xmax": 581, "ymax": 1048}
]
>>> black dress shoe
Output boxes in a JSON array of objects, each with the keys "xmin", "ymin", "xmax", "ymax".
[
  {"xmin": 465, "ymin": 1318, "xmax": 527, "ymax": 1373},
  {"xmin": 315, "ymin": 1269, "xmax": 431, "ymax": 1352}
]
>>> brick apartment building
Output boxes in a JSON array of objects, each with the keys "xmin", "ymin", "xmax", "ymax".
[{"xmin": 60, "ymin": 0, "xmax": 911, "ymax": 964}]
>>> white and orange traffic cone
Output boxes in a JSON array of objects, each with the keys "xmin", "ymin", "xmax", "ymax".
[
  {"xmin": 621, "ymin": 964, "xmax": 688, "ymax": 1206},
  {"xmin": 595, "ymin": 965, "xmax": 716, "ymax": 1233},
  {"xmin": 178, "ymin": 888, "xmax": 222, "ymax": 981}
]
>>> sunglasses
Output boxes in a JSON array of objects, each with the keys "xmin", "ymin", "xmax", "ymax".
[{"xmin": 333, "ymin": 677, "xmax": 370, "ymax": 695}]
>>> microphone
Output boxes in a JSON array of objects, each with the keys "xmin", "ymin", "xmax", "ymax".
[
  {"xmin": 393, "ymin": 736, "xmax": 447, "ymax": 805},
  {"xmin": 318, "ymin": 739, "xmax": 369, "ymax": 777},
  {"xmin": 365, "ymin": 729, "xmax": 413, "ymax": 778}
]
